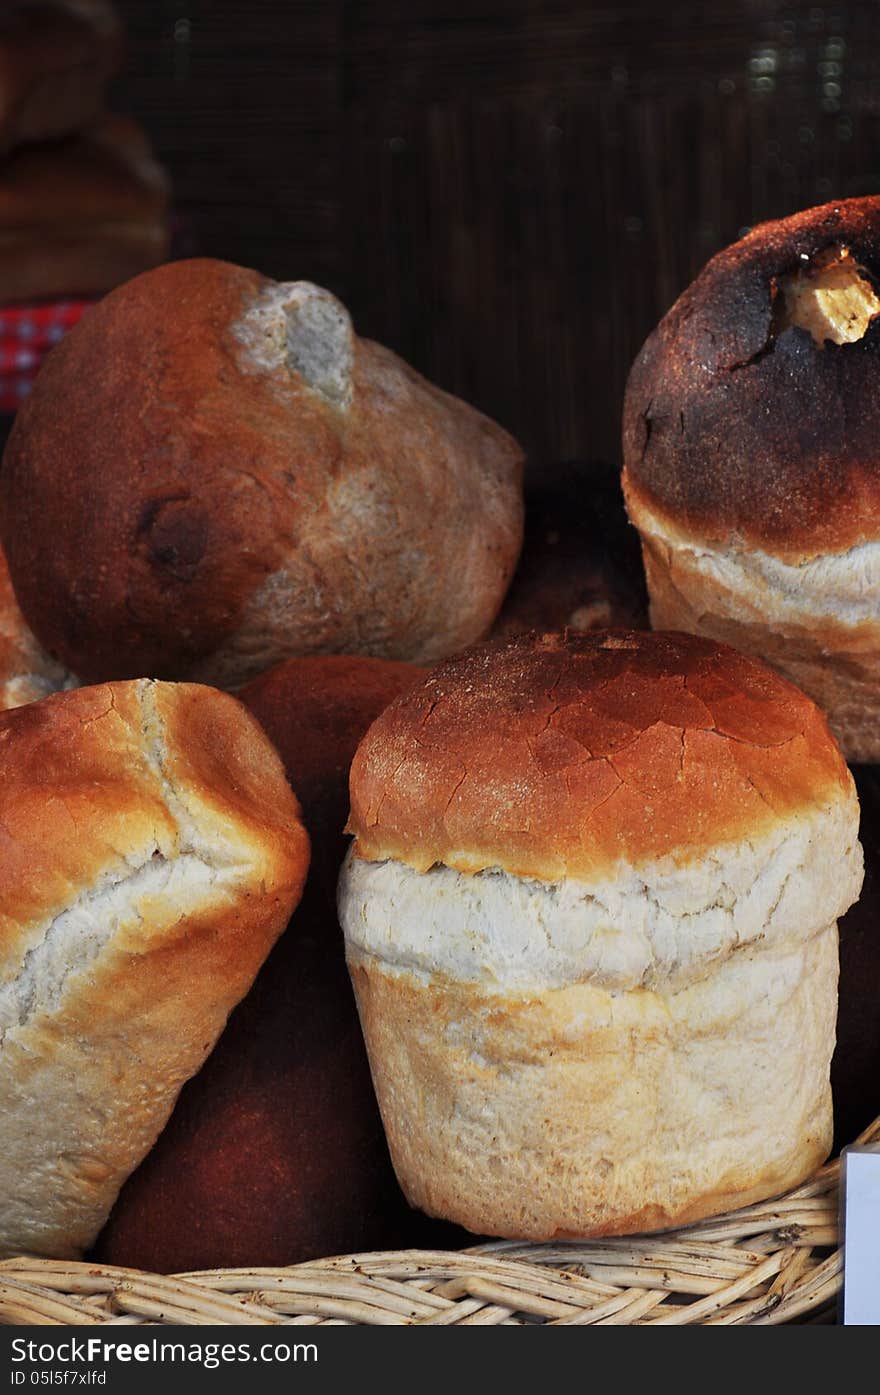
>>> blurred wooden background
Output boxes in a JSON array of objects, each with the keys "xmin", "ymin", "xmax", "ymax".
[{"xmin": 115, "ymin": 0, "xmax": 880, "ymax": 470}]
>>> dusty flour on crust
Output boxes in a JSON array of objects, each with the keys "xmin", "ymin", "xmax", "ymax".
[
  {"xmin": 339, "ymin": 798, "xmax": 862, "ymax": 994},
  {"xmin": 0, "ymin": 856, "xmax": 233, "ymax": 1045},
  {"xmin": 232, "ymin": 280, "xmax": 354, "ymax": 409}
]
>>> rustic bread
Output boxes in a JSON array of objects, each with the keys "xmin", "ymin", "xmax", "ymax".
[
  {"xmin": 339, "ymin": 630, "xmax": 863, "ymax": 1239},
  {"xmin": 0, "ymin": 1, "xmax": 122, "ymax": 155},
  {"xmin": 0, "ymin": 544, "xmax": 75, "ymax": 709},
  {"xmin": 622, "ymin": 197, "xmax": 880, "ymax": 760},
  {"xmin": 0, "ymin": 678, "xmax": 309, "ymax": 1260},
  {"xmin": 0, "ymin": 114, "xmax": 169, "ymax": 301},
  {"xmin": 92, "ymin": 656, "xmax": 467, "ymax": 1271},
  {"xmin": 0, "ymin": 259, "xmax": 524, "ymax": 687}
]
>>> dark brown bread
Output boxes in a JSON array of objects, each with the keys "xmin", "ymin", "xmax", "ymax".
[
  {"xmin": 0, "ymin": 114, "xmax": 169, "ymax": 301},
  {"xmin": 0, "ymin": 259, "xmax": 524, "ymax": 688},
  {"xmin": 0, "ymin": 542, "xmax": 73, "ymax": 707},
  {"xmin": 623, "ymin": 196, "xmax": 880, "ymax": 561},
  {"xmin": 491, "ymin": 460, "xmax": 648, "ymax": 639},
  {"xmin": 93, "ymin": 655, "xmax": 468, "ymax": 1272},
  {"xmin": 0, "ymin": 2, "xmax": 122, "ymax": 154},
  {"xmin": 0, "ymin": 114, "xmax": 167, "ymax": 228}
]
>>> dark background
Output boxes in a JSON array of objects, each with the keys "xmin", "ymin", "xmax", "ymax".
[{"xmin": 113, "ymin": 0, "xmax": 880, "ymax": 471}]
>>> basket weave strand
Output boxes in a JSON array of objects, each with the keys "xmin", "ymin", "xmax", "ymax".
[{"xmin": 1, "ymin": 1114, "xmax": 876, "ymax": 1327}]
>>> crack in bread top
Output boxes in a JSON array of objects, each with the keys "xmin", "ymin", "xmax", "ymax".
[
  {"xmin": 346, "ymin": 630, "xmax": 856, "ymax": 882},
  {"xmin": 623, "ymin": 196, "xmax": 880, "ymax": 560}
]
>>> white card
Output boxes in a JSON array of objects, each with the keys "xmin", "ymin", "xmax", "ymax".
[{"xmin": 843, "ymin": 1147, "xmax": 880, "ymax": 1325}]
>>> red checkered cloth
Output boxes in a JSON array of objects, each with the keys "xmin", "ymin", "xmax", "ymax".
[{"xmin": 0, "ymin": 298, "xmax": 94, "ymax": 411}]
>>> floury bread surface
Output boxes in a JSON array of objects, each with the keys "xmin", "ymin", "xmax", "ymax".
[
  {"xmin": 622, "ymin": 198, "xmax": 880, "ymax": 760},
  {"xmin": 339, "ymin": 630, "xmax": 864, "ymax": 1239},
  {"xmin": 0, "ymin": 679, "xmax": 309, "ymax": 1260},
  {"xmin": 0, "ymin": 259, "xmax": 524, "ymax": 689},
  {"xmin": 347, "ymin": 930, "xmax": 837, "ymax": 1238}
]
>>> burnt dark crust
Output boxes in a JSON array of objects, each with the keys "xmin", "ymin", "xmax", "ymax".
[{"xmin": 623, "ymin": 197, "xmax": 880, "ymax": 558}]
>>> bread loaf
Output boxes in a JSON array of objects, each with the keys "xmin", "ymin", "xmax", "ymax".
[
  {"xmin": 340, "ymin": 630, "xmax": 863, "ymax": 1239},
  {"xmin": 0, "ymin": 544, "xmax": 75, "ymax": 709},
  {"xmin": 0, "ymin": 2, "xmax": 122, "ymax": 154},
  {"xmin": 623, "ymin": 196, "xmax": 880, "ymax": 761},
  {"xmin": 0, "ymin": 678, "xmax": 309, "ymax": 1260},
  {"xmin": 93, "ymin": 656, "xmax": 465, "ymax": 1271},
  {"xmin": 0, "ymin": 259, "xmax": 524, "ymax": 687},
  {"xmin": 0, "ymin": 114, "xmax": 169, "ymax": 301}
]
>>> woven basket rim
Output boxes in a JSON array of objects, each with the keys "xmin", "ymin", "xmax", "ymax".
[{"xmin": 2, "ymin": 1113, "xmax": 877, "ymax": 1327}]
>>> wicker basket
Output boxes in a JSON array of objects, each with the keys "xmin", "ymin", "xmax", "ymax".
[{"xmin": 1, "ymin": 1114, "xmax": 876, "ymax": 1327}]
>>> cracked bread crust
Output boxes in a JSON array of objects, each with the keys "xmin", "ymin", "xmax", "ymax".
[
  {"xmin": 0, "ymin": 258, "xmax": 524, "ymax": 688},
  {"xmin": 622, "ymin": 197, "xmax": 880, "ymax": 561},
  {"xmin": 346, "ymin": 629, "xmax": 856, "ymax": 883},
  {"xmin": 0, "ymin": 679, "xmax": 309, "ymax": 1260}
]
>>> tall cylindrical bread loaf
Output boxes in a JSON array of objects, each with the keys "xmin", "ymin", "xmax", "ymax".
[
  {"xmin": 623, "ymin": 196, "xmax": 880, "ymax": 761},
  {"xmin": 339, "ymin": 630, "xmax": 864, "ymax": 1240},
  {"xmin": 0, "ymin": 679, "xmax": 309, "ymax": 1260}
]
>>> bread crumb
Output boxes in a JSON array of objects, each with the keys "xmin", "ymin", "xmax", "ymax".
[{"xmin": 774, "ymin": 244, "xmax": 880, "ymax": 345}]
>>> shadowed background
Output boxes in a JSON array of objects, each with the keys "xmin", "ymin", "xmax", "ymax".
[{"xmin": 114, "ymin": 0, "xmax": 880, "ymax": 469}]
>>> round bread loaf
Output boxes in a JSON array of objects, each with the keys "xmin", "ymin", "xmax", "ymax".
[
  {"xmin": 94, "ymin": 656, "xmax": 467, "ymax": 1272},
  {"xmin": 0, "ymin": 544, "xmax": 76, "ymax": 710},
  {"xmin": 339, "ymin": 630, "xmax": 864, "ymax": 1240},
  {"xmin": 0, "ymin": 678, "xmax": 309, "ymax": 1261},
  {"xmin": 622, "ymin": 197, "xmax": 880, "ymax": 761},
  {"xmin": 491, "ymin": 460, "xmax": 648, "ymax": 639},
  {"xmin": 0, "ymin": 258, "xmax": 524, "ymax": 689}
]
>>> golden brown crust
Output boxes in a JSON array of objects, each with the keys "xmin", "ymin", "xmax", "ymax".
[
  {"xmin": 622, "ymin": 197, "xmax": 880, "ymax": 560},
  {"xmin": 347, "ymin": 629, "xmax": 853, "ymax": 881},
  {"xmin": 0, "ymin": 678, "xmax": 310, "ymax": 1259},
  {"xmin": 0, "ymin": 679, "xmax": 309, "ymax": 976},
  {"xmin": 0, "ymin": 259, "xmax": 524, "ymax": 686}
]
